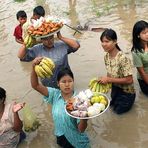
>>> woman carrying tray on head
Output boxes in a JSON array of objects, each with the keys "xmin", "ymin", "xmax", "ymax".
[{"xmin": 18, "ymin": 31, "xmax": 80, "ymax": 88}]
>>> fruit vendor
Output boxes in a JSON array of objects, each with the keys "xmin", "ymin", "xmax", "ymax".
[
  {"xmin": 17, "ymin": 31, "xmax": 80, "ymax": 88},
  {"xmin": 98, "ymin": 29, "xmax": 136, "ymax": 114},
  {"xmin": 31, "ymin": 63, "xmax": 90, "ymax": 148}
]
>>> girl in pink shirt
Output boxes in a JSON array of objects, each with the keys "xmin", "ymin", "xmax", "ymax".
[{"xmin": 0, "ymin": 87, "xmax": 25, "ymax": 148}]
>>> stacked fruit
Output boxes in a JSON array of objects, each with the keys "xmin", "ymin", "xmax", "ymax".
[
  {"xmin": 89, "ymin": 78, "xmax": 112, "ymax": 93},
  {"xmin": 87, "ymin": 93, "xmax": 108, "ymax": 117},
  {"xmin": 66, "ymin": 91, "xmax": 109, "ymax": 118},
  {"xmin": 24, "ymin": 34, "xmax": 35, "ymax": 48},
  {"xmin": 90, "ymin": 94, "xmax": 108, "ymax": 105},
  {"xmin": 35, "ymin": 57, "xmax": 55, "ymax": 78},
  {"xmin": 27, "ymin": 16, "xmax": 63, "ymax": 37}
]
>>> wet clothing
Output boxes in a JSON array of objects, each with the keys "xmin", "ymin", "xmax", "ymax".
[
  {"xmin": 138, "ymin": 79, "xmax": 148, "ymax": 95},
  {"xmin": 0, "ymin": 103, "xmax": 20, "ymax": 148},
  {"xmin": 132, "ymin": 50, "xmax": 148, "ymax": 95},
  {"xmin": 44, "ymin": 87, "xmax": 90, "ymax": 148},
  {"xmin": 13, "ymin": 24, "xmax": 23, "ymax": 41},
  {"xmin": 21, "ymin": 41, "xmax": 79, "ymax": 88},
  {"xmin": 104, "ymin": 51, "xmax": 135, "ymax": 114},
  {"xmin": 56, "ymin": 135, "xmax": 74, "ymax": 148},
  {"xmin": 111, "ymin": 85, "xmax": 135, "ymax": 114}
]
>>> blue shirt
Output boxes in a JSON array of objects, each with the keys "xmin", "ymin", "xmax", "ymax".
[
  {"xmin": 21, "ymin": 40, "xmax": 79, "ymax": 88},
  {"xmin": 43, "ymin": 87, "xmax": 90, "ymax": 148}
]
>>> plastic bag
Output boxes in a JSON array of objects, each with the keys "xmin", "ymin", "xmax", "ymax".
[{"xmin": 22, "ymin": 104, "xmax": 40, "ymax": 132}]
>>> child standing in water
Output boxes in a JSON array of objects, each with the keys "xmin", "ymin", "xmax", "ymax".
[
  {"xmin": 31, "ymin": 5, "xmax": 45, "ymax": 20},
  {"xmin": 98, "ymin": 29, "xmax": 136, "ymax": 114},
  {"xmin": 131, "ymin": 20, "xmax": 148, "ymax": 96},
  {"xmin": 31, "ymin": 57, "xmax": 90, "ymax": 148},
  {"xmin": 13, "ymin": 10, "xmax": 27, "ymax": 44},
  {"xmin": 22, "ymin": 5, "xmax": 45, "ymax": 45},
  {"xmin": 0, "ymin": 87, "xmax": 25, "ymax": 148}
]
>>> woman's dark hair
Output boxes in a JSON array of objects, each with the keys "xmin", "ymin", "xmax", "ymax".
[
  {"xmin": 16, "ymin": 10, "xmax": 27, "ymax": 20},
  {"xmin": 0, "ymin": 87, "xmax": 6, "ymax": 100},
  {"xmin": 131, "ymin": 20, "xmax": 148, "ymax": 52},
  {"xmin": 33, "ymin": 6, "xmax": 45, "ymax": 17},
  {"xmin": 57, "ymin": 68, "xmax": 74, "ymax": 82},
  {"xmin": 100, "ymin": 28, "xmax": 121, "ymax": 51}
]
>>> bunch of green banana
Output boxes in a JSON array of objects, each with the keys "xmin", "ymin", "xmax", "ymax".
[
  {"xmin": 88, "ymin": 78, "xmax": 112, "ymax": 93},
  {"xmin": 24, "ymin": 34, "xmax": 34, "ymax": 48},
  {"xmin": 35, "ymin": 57, "xmax": 55, "ymax": 79}
]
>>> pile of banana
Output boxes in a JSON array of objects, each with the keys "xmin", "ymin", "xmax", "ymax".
[
  {"xmin": 35, "ymin": 57, "xmax": 55, "ymax": 78},
  {"xmin": 24, "ymin": 34, "xmax": 35, "ymax": 48},
  {"xmin": 89, "ymin": 78, "xmax": 112, "ymax": 93}
]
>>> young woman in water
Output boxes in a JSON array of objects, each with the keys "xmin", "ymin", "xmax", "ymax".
[
  {"xmin": 131, "ymin": 20, "xmax": 148, "ymax": 96},
  {"xmin": 98, "ymin": 28, "xmax": 136, "ymax": 114},
  {"xmin": 30, "ymin": 57, "xmax": 90, "ymax": 148}
]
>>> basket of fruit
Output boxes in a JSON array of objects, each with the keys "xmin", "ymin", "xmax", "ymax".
[{"xmin": 65, "ymin": 89, "xmax": 110, "ymax": 119}]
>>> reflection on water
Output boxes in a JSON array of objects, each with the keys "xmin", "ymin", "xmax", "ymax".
[
  {"xmin": 0, "ymin": 0, "xmax": 148, "ymax": 148},
  {"xmin": 69, "ymin": 0, "xmax": 80, "ymax": 27},
  {"xmin": 14, "ymin": 0, "xmax": 26, "ymax": 2}
]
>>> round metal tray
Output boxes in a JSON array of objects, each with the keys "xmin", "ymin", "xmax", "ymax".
[{"xmin": 65, "ymin": 92, "xmax": 110, "ymax": 119}]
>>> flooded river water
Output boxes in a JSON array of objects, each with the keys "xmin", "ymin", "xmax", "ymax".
[{"xmin": 0, "ymin": 0, "xmax": 148, "ymax": 148}]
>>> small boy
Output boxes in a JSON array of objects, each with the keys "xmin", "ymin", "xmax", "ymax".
[
  {"xmin": 31, "ymin": 5, "xmax": 45, "ymax": 20},
  {"xmin": 13, "ymin": 10, "xmax": 27, "ymax": 44}
]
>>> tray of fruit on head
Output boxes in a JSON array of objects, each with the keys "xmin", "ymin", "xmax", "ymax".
[
  {"xmin": 27, "ymin": 16, "xmax": 65, "ymax": 39},
  {"xmin": 65, "ymin": 89, "xmax": 110, "ymax": 119}
]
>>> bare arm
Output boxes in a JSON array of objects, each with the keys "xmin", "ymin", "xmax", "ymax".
[
  {"xmin": 57, "ymin": 32, "xmax": 80, "ymax": 49},
  {"xmin": 137, "ymin": 67, "xmax": 148, "ymax": 84},
  {"xmin": 12, "ymin": 102, "xmax": 25, "ymax": 132},
  {"xmin": 31, "ymin": 57, "xmax": 48, "ymax": 96},
  {"xmin": 15, "ymin": 38, "xmax": 24, "ymax": 44},
  {"xmin": 78, "ymin": 119, "xmax": 88, "ymax": 133},
  {"xmin": 17, "ymin": 44, "xmax": 27, "ymax": 60},
  {"xmin": 99, "ymin": 75, "xmax": 133, "ymax": 84},
  {"xmin": 13, "ymin": 112, "xmax": 23, "ymax": 132}
]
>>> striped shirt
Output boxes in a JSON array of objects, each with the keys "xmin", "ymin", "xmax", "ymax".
[{"xmin": 43, "ymin": 87, "xmax": 90, "ymax": 148}]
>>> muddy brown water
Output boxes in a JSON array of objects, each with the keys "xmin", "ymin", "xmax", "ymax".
[{"xmin": 0, "ymin": 0, "xmax": 148, "ymax": 148}]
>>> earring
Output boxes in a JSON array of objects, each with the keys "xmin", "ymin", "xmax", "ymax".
[{"xmin": 138, "ymin": 36, "xmax": 140, "ymax": 38}]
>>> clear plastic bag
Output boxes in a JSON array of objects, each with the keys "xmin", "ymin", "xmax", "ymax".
[{"xmin": 22, "ymin": 104, "xmax": 40, "ymax": 132}]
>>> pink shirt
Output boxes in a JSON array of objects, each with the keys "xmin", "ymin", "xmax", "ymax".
[{"xmin": 0, "ymin": 103, "xmax": 20, "ymax": 148}]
